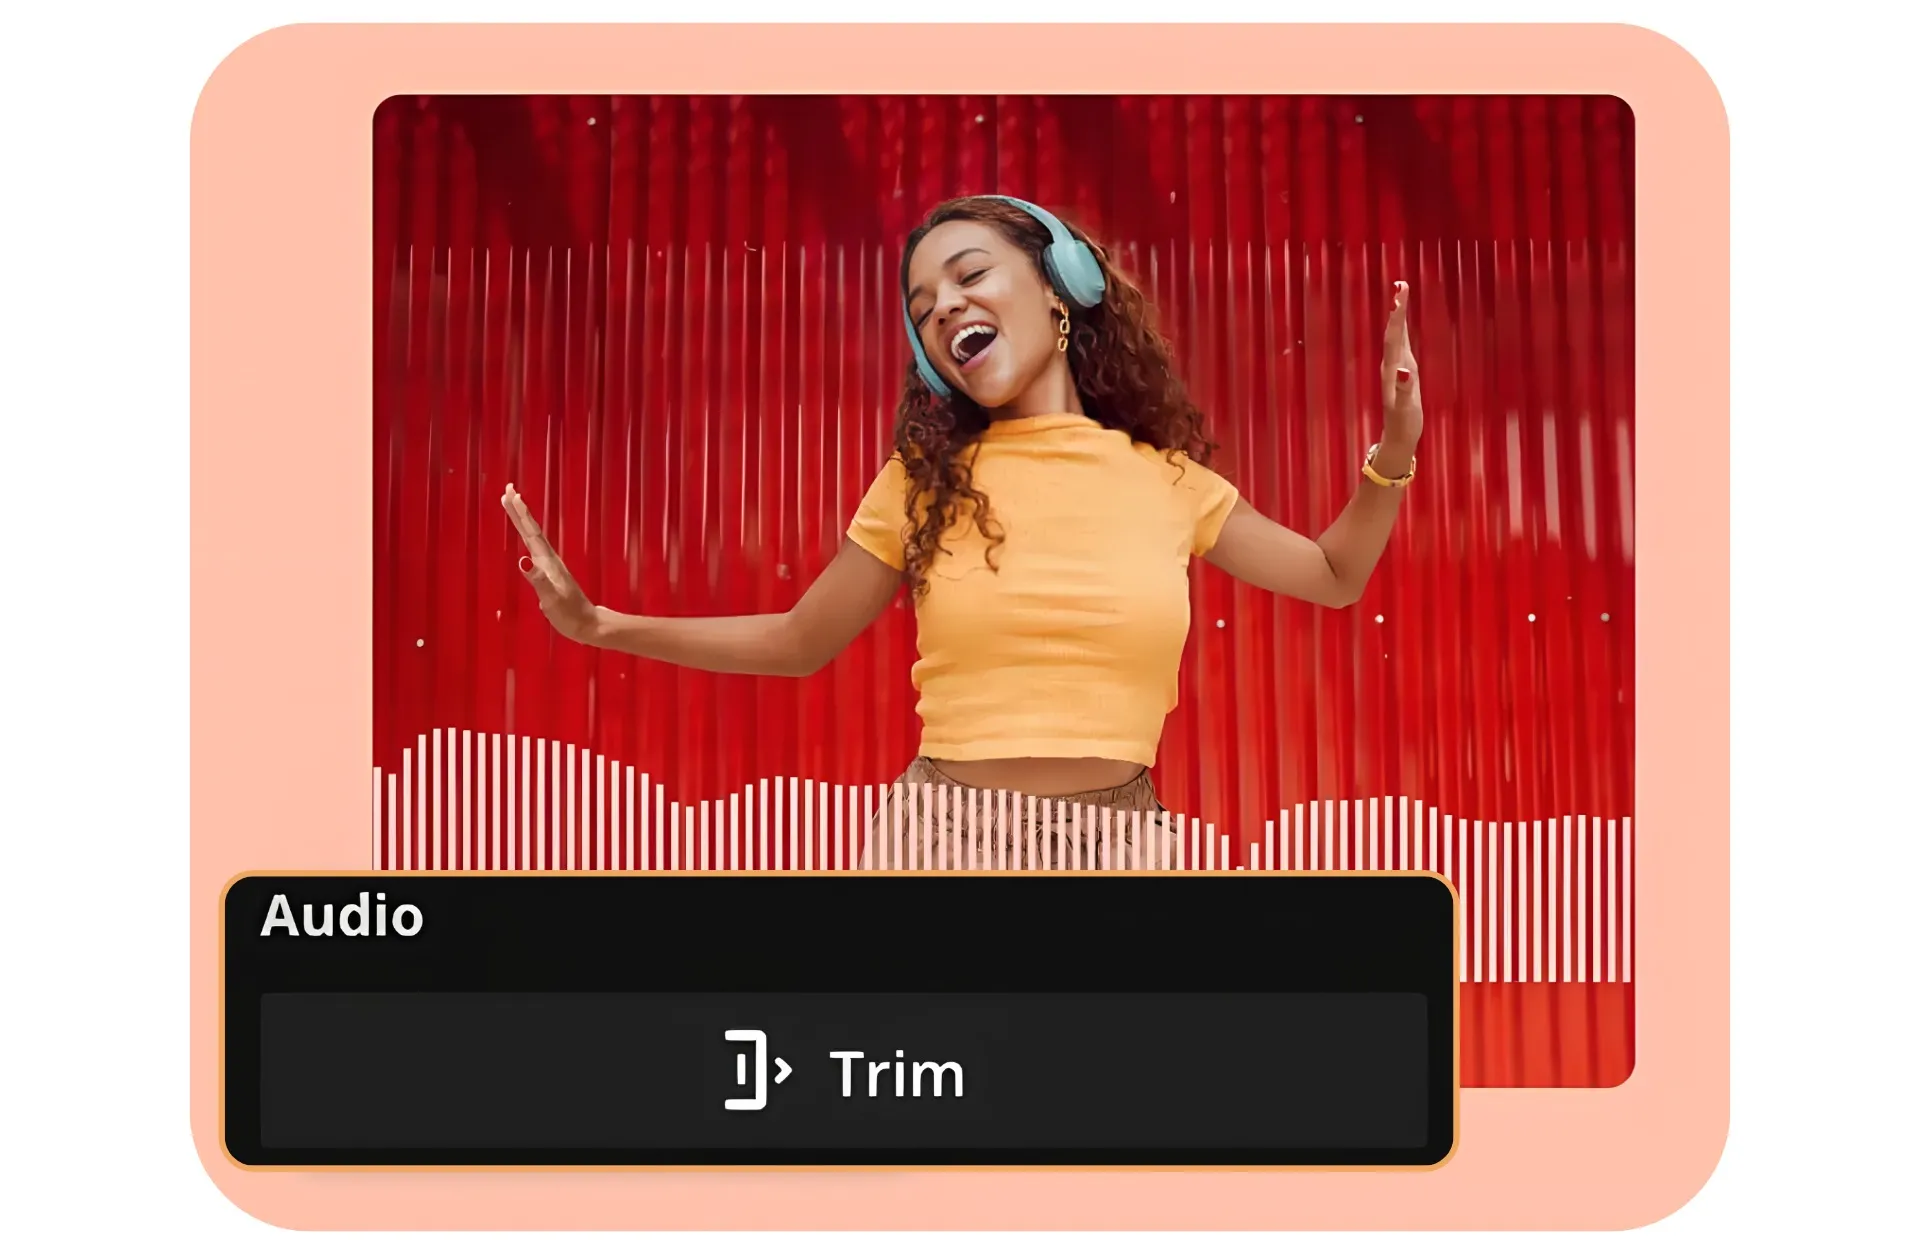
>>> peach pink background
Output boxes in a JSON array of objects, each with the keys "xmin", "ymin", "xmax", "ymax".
[{"xmin": 190, "ymin": 23, "xmax": 1727, "ymax": 1230}]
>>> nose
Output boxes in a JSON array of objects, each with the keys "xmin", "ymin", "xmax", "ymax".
[{"xmin": 932, "ymin": 284, "xmax": 968, "ymax": 328}]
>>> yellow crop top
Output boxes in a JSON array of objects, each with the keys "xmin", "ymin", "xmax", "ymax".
[{"xmin": 846, "ymin": 413, "xmax": 1239, "ymax": 767}]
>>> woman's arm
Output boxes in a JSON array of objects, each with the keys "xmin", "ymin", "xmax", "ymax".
[
  {"xmin": 585, "ymin": 541, "xmax": 901, "ymax": 676},
  {"xmin": 501, "ymin": 485, "xmax": 901, "ymax": 677},
  {"xmin": 1203, "ymin": 280, "xmax": 1423, "ymax": 610},
  {"xmin": 1204, "ymin": 470, "xmax": 1411, "ymax": 609}
]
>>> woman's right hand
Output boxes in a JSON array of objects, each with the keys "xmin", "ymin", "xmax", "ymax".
[{"xmin": 501, "ymin": 483, "xmax": 599, "ymax": 644}]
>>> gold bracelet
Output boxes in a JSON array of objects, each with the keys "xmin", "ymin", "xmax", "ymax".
[{"xmin": 1362, "ymin": 442, "xmax": 1416, "ymax": 488}]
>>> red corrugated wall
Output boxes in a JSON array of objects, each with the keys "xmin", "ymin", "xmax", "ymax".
[{"xmin": 373, "ymin": 95, "xmax": 1635, "ymax": 1087}]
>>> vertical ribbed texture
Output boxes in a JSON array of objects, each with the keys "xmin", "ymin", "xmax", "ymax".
[{"xmin": 373, "ymin": 95, "xmax": 1635, "ymax": 1087}]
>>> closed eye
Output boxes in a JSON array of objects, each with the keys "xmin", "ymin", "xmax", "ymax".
[{"xmin": 910, "ymin": 268, "xmax": 990, "ymax": 329}]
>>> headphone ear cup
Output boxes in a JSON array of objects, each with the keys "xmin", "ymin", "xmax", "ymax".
[
  {"xmin": 916, "ymin": 345, "xmax": 951, "ymax": 398},
  {"xmin": 903, "ymin": 301, "xmax": 952, "ymax": 398},
  {"xmin": 1047, "ymin": 241, "xmax": 1107, "ymax": 309}
]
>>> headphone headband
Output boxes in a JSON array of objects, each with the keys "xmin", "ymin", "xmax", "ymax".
[
  {"xmin": 901, "ymin": 195, "xmax": 1107, "ymax": 399},
  {"xmin": 985, "ymin": 195, "xmax": 1073, "ymax": 249}
]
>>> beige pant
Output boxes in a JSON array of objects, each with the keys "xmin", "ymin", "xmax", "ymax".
[{"xmin": 859, "ymin": 757, "xmax": 1182, "ymax": 870}]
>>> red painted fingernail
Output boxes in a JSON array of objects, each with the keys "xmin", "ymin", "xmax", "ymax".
[{"xmin": 1396, "ymin": 369, "xmax": 1411, "ymax": 382}]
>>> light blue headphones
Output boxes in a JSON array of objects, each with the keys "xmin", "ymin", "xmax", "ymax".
[{"xmin": 901, "ymin": 195, "xmax": 1107, "ymax": 399}]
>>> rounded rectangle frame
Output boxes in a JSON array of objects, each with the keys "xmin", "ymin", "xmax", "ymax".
[
  {"xmin": 190, "ymin": 22, "xmax": 1728, "ymax": 1232},
  {"xmin": 216, "ymin": 869, "xmax": 1461, "ymax": 1172}
]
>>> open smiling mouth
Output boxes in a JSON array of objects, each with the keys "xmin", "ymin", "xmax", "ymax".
[{"xmin": 950, "ymin": 324, "xmax": 999, "ymax": 372}]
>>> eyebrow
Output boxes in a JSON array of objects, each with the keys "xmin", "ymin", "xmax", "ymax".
[{"xmin": 905, "ymin": 247, "xmax": 992, "ymax": 306}]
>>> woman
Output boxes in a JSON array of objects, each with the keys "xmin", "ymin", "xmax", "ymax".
[{"xmin": 501, "ymin": 194, "xmax": 1422, "ymax": 870}]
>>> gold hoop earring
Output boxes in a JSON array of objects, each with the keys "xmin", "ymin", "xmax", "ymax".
[{"xmin": 1057, "ymin": 309, "xmax": 1071, "ymax": 353}]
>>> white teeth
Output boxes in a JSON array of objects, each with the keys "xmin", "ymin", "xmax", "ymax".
[{"xmin": 950, "ymin": 324, "xmax": 994, "ymax": 362}]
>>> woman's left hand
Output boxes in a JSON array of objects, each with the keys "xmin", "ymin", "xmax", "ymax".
[{"xmin": 1380, "ymin": 280, "xmax": 1423, "ymax": 450}]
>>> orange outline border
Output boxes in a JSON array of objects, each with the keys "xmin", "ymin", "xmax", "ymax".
[{"xmin": 192, "ymin": 22, "xmax": 1727, "ymax": 1230}]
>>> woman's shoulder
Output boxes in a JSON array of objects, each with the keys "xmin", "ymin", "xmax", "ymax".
[{"xmin": 1125, "ymin": 440, "xmax": 1220, "ymax": 481}]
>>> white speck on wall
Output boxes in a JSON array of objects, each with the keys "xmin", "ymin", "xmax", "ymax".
[
  {"xmin": 1215, "ymin": 619, "xmax": 1225, "ymax": 629},
  {"xmin": 416, "ymin": 639, "xmax": 424, "ymax": 647},
  {"xmin": 1601, "ymin": 613, "xmax": 1611, "ymax": 622},
  {"xmin": 1374, "ymin": 614, "xmax": 1385, "ymax": 624},
  {"xmin": 1527, "ymin": 614, "xmax": 1536, "ymax": 623}
]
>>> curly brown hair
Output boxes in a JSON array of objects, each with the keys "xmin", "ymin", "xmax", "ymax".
[{"xmin": 893, "ymin": 196, "xmax": 1217, "ymax": 600}]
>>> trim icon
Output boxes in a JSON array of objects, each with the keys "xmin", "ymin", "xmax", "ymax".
[{"xmin": 724, "ymin": 1029, "xmax": 791, "ymax": 1111}]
